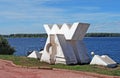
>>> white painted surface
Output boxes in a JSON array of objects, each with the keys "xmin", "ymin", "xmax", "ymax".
[
  {"xmin": 56, "ymin": 34, "xmax": 77, "ymax": 64},
  {"xmin": 27, "ymin": 51, "xmax": 41, "ymax": 59},
  {"xmin": 90, "ymin": 55, "xmax": 117, "ymax": 67}
]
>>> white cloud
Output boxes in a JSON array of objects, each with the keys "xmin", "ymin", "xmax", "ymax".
[
  {"xmin": 0, "ymin": 0, "xmax": 102, "ymax": 23},
  {"xmin": 71, "ymin": 13, "xmax": 120, "ymax": 22},
  {"xmin": 0, "ymin": 0, "xmax": 120, "ymax": 34},
  {"xmin": 70, "ymin": 13, "xmax": 120, "ymax": 33},
  {"xmin": 76, "ymin": 6, "xmax": 101, "ymax": 11}
]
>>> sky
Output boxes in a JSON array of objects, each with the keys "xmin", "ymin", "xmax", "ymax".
[{"xmin": 0, "ymin": 0, "xmax": 120, "ymax": 34}]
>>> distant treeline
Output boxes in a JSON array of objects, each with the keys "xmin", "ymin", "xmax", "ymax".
[
  {"xmin": 1, "ymin": 33, "xmax": 120, "ymax": 38},
  {"xmin": 85, "ymin": 33, "xmax": 120, "ymax": 37},
  {"xmin": 2, "ymin": 33, "xmax": 48, "ymax": 38}
]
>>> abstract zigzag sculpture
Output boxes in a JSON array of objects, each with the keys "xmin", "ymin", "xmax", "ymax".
[{"xmin": 40, "ymin": 22, "xmax": 90, "ymax": 64}]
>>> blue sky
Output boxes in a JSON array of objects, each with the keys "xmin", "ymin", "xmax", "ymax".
[{"xmin": 0, "ymin": 0, "xmax": 120, "ymax": 34}]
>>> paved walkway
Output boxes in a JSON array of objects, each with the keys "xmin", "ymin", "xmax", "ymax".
[{"xmin": 0, "ymin": 59, "xmax": 119, "ymax": 78}]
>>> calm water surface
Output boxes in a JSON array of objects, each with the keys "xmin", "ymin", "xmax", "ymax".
[{"xmin": 7, "ymin": 37, "xmax": 120, "ymax": 63}]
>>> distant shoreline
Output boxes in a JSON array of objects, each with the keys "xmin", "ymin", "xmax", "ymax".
[{"xmin": 1, "ymin": 33, "xmax": 120, "ymax": 38}]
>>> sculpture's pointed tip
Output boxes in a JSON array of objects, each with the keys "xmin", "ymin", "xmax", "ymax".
[
  {"xmin": 44, "ymin": 24, "xmax": 54, "ymax": 29},
  {"xmin": 57, "ymin": 24, "xmax": 63, "ymax": 29}
]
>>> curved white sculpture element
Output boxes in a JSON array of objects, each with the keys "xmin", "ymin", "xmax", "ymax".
[
  {"xmin": 40, "ymin": 22, "xmax": 90, "ymax": 64},
  {"xmin": 46, "ymin": 34, "xmax": 57, "ymax": 64}
]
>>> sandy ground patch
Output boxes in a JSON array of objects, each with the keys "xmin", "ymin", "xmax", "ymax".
[{"xmin": 0, "ymin": 59, "xmax": 119, "ymax": 78}]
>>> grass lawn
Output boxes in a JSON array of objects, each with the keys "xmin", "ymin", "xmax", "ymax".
[{"xmin": 0, "ymin": 55, "xmax": 120, "ymax": 76}]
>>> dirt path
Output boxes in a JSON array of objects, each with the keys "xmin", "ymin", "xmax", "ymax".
[{"xmin": 0, "ymin": 59, "xmax": 119, "ymax": 78}]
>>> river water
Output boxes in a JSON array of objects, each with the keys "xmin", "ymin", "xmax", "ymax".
[{"xmin": 7, "ymin": 37, "xmax": 120, "ymax": 63}]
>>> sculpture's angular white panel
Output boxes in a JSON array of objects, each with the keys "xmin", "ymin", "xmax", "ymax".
[
  {"xmin": 69, "ymin": 40, "xmax": 90, "ymax": 64},
  {"xmin": 50, "ymin": 24, "xmax": 60, "ymax": 34},
  {"xmin": 90, "ymin": 55, "xmax": 117, "ymax": 67},
  {"xmin": 28, "ymin": 51, "xmax": 41, "ymax": 59},
  {"xmin": 60, "ymin": 23, "xmax": 70, "ymax": 38},
  {"xmin": 56, "ymin": 34, "xmax": 77, "ymax": 64}
]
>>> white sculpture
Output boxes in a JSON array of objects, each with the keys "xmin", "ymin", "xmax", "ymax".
[
  {"xmin": 90, "ymin": 55, "xmax": 117, "ymax": 67},
  {"xmin": 27, "ymin": 51, "xmax": 42, "ymax": 59},
  {"xmin": 40, "ymin": 22, "xmax": 90, "ymax": 64}
]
